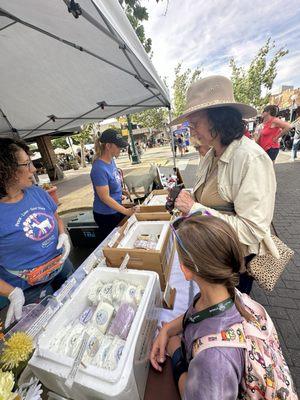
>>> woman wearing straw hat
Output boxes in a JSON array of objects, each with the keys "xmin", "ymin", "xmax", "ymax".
[{"xmin": 171, "ymin": 76, "xmax": 278, "ymax": 294}]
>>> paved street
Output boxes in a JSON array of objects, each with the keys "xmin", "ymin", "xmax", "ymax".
[{"xmin": 56, "ymin": 147, "xmax": 300, "ymax": 392}]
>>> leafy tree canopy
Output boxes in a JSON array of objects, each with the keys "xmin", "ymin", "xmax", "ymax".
[
  {"xmin": 119, "ymin": 0, "xmax": 152, "ymax": 53},
  {"xmin": 230, "ymin": 38, "xmax": 288, "ymax": 110},
  {"xmin": 172, "ymin": 62, "xmax": 202, "ymax": 118}
]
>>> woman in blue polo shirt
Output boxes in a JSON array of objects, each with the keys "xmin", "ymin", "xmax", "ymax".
[
  {"xmin": 91, "ymin": 129, "xmax": 136, "ymax": 241},
  {"xmin": 0, "ymin": 138, "xmax": 73, "ymax": 328}
]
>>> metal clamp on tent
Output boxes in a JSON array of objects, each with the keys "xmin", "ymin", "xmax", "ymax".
[{"xmin": 67, "ymin": 0, "xmax": 82, "ymax": 19}]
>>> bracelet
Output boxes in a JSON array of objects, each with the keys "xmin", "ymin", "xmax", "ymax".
[{"xmin": 171, "ymin": 346, "xmax": 188, "ymax": 386}]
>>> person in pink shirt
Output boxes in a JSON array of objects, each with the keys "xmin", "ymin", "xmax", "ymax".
[{"xmin": 257, "ymin": 105, "xmax": 291, "ymax": 162}]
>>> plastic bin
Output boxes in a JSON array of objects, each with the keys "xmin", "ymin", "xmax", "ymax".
[
  {"xmin": 67, "ymin": 211, "xmax": 102, "ymax": 248},
  {"xmin": 29, "ymin": 267, "xmax": 161, "ymax": 400}
]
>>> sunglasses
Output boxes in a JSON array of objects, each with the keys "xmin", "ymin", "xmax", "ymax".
[{"xmin": 171, "ymin": 210, "xmax": 211, "ymax": 272}]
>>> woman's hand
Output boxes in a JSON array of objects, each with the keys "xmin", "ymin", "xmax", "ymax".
[
  {"xmin": 175, "ymin": 190, "xmax": 195, "ymax": 214},
  {"xmin": 150, "ymin": 325, "xmax": 170, "ymax": 372},
  {"xmin": 5, "ymin": 287, "xmax": 25, "ymax": 328},
  {"xmin": 166, "ymin": 335, "xmax": 182, "ymax": 357}
]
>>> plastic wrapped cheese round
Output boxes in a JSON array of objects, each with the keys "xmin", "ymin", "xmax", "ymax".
[
  {"xmin": 111, "ymin": 280, "xmax": 128, "ymax": 306},
  {"xmin": 104, "ymin": 337, "xmax": 126, "ymax": 371},
  {"xmin": 92, "ymin": 335, "xmax": 114, "ymax": 369},
  {"xmin": 87, "ymin": 279, "xmax": 104, "ymax": 305},
  {"xmin": 65, "ymin": 323, "xmax": 85, "ymax": 358}
]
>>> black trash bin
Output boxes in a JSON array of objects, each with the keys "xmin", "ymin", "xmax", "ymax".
[{"xmin": 67, "ymin": 211, "xmax": 103, "ymax": 248}]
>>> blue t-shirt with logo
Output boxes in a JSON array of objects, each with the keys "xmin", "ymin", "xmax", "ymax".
[
  {"xmin": 90, "ymin": 159, "xmax": 122, "ymax": 214},
  {"xmin": 0, "ymin": 186, "xmax": 61, "ymax": 289}
]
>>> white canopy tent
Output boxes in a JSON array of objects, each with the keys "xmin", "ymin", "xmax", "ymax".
[{"xmin": 0, "ymin": 0, "xmax": 170, "ymax": 140}]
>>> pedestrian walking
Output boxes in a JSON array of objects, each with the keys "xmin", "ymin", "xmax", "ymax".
[
  {"xmin": 257, "ymin": 105, "xmax": 291, "ymax": 163},
  {"xmin": 277, "ymin": 107, "xmax": 300, "ymax": 161},
  {"xmin": 127, "ymin": 144, "xmax": 132, "ymax": 161}
]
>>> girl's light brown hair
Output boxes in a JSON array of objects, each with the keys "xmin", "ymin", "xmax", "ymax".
[{"xmin": 176, "ymin": 215, "xmax": 252, "ymax": 320}]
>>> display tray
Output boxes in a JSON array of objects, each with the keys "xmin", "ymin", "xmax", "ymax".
[
  {"xmin": 118, "ymin": 221, "xmax": 169, "ymax": 251},
  {"xmin": 103, "ymin": 214, "xmax": 175, "ymax": 290},
  {"xmin": 30, "ymin": 267, "xmax": 161, "ymax": 400}
]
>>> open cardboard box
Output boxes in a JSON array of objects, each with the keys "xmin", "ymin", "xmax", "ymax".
[
  {"xmin": 103, "ymin": 213, "xmax": 175, "ymax": 291},
  {"xmin": 140, "ymin": 189, "xmax": 169, "ymax": 213}
]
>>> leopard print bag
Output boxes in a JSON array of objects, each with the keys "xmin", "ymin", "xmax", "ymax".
[{"xmin": 248, "ymin": 235, "xmax": 294, "ymax": 291}]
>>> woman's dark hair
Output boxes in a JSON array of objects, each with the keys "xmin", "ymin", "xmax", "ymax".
[
  {"xmin": 263, "ymin": 105, "xmax": 279, "ymax": 117},
  {"xmin": 0, "ymin": 138, "xmax": 30, "ymax": 197},
  {"xmin": 206, "ymin": 106, "xmax": 246, "ymax": 146}
]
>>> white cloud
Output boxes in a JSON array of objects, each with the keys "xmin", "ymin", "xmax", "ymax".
[{"xmin": 142, "ymin": 0, "xmax": 300, "ymax": 91}]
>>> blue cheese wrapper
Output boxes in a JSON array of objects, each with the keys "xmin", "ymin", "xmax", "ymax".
[
  {"xmin": 105, "ymin": 337, "xmax": 126, "ymax": 370},
  {"xmin": 82, "ymin": 327, "xmax": 104, "ymax": 364},
  {"xmin": 99, "ymin": 282, "xmax": 114, "ymax": 304},
  {"xmin": 135, "ymin": 285, "xmax": 145, "ymax": 305},
  {"xmin": 66, "ymin": 323, "xmax": 85, "ymax": 358},
  {"xmin": 93, "ymin": 301, "xmax": 114, "ymax": 334},
  {"xmin": 79, "ymin": 307, "xmax": 94, "ymax": 325},
  {"xmin": 121, "ymin": 284, "xmax": 138, "ymax": 305},
  {"xmin": 92, "ymin": 335, "xmax": 114, "ymax": 368}
]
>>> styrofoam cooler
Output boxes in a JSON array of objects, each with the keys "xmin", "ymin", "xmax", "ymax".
[{"xmin": 29, "ymin": 267, "xmax": 161, "ymax": 400}]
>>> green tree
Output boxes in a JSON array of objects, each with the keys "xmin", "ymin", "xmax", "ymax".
[
  {"xmin": 119, "ymin": 0, "xmax": 152, "ymax": 53},
  {"xmin": 51, "ymin": 137, "xmax": 68, "ymax": 149},
  {"xmin": 230, "ymin": 38, "xmax": 288, "ymax": 110},
  {"xmin": 172, "ymin": 62, "xmax": 202, "ymax": 118},
  {"xmin": 131, "ymin": 107, "xmax": 167, "ymax": 130},
  {"xmin": 73, "ymin": 123, "xmax": 94, "ymax": 167}
]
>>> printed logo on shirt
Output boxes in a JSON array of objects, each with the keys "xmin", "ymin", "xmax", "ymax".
[
  {"xmin": 22, "ymin": 212, "xmax": 55, "ymax": 241},
  {"xmin": 113, "ymin": 169, "xmax": 121, "ymax": 184}
]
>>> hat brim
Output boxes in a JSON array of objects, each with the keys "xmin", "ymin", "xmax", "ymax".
[
  {"xmin": 171, "ymin": 102, "xmax": 257, "ymax": 126},
  {"xmin": 115, "ymin": 138, "xmax": 129, "ymax": 148}
]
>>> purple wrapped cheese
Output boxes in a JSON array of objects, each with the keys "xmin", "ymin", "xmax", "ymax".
[{"xmin": 108, "ymin": 302, "xmax": 136, "ymax": 340}]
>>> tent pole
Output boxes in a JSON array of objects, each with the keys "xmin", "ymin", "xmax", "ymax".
[
  {"xmin": 127, "ymin": 114, "xmax": 140, "ymax": 165},
  {"xmin": 168, "ymin": 109, "xmax": 176, "ymax": 169}
]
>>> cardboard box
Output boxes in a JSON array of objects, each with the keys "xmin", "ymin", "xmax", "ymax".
[
  {"xmin": 103, "ymin": 213, "xmax": 175, "ymax": 290},
  {"xmin": 140, "ymin": 189, "xmax": 168, "ymax": 213}
]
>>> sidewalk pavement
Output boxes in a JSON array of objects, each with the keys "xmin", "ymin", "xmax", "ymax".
[{"xmin": 55, "ymin": 147, "xmax": 300, "ymax": 392}]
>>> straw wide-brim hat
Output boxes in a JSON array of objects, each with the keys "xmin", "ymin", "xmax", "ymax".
[{"xmin": 171, "ymin": 75, "xmax": 257, "ymax": 125}]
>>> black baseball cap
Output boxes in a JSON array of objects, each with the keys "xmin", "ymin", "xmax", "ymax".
[{"xmin": 99, "ymin": 129, "xmax": 128, "ymax": 148}]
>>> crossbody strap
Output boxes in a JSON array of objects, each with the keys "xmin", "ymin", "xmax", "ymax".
[{"xmin": 192, "ymin": 323, "xmax": 247, "ymax": 358}]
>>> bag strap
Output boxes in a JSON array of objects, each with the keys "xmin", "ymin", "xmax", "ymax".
[{"xmin": 192, "ymin": 323, "xmax": 247, "ymax": 358}]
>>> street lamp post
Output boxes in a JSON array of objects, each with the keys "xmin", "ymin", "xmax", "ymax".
[{"xmin": 127, "ymin": 114, "xmax": 140, "ymax": 164}]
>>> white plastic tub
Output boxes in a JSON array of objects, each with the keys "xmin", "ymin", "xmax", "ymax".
[
  {"xmin": 29, "ymin": 267, "xmax": 161, "ymax": 400},
  {"xmin": 118, "ymin": 221, "xmax": 169, "ymax": 251}
]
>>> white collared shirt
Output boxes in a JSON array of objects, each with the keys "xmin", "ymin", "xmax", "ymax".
[{"xmin": 191, "ymin": 136, "xmax": 278, "ymax": 257}]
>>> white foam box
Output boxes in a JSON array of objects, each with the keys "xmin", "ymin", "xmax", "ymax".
[
  {"xmin": 103, "ymin": 214, "xmax": 175, "ymax": 290},
  {"xmin": 29, "ymin": 267, "xmax": 161, "ymax": 400}
]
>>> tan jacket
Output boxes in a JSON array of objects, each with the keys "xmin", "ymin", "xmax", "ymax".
[{"xmin": 191, "ymin": 136, "xmax": 279, "ymax": 257}]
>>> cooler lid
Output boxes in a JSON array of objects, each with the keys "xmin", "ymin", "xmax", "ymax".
[{"xmin": 67, "ymin": 211, "xmax": 97, "ymax": 228}]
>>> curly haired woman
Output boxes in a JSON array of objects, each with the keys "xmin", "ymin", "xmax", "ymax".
[{"xmin": 0, "ymin": 138, "xmax": 73, "ymax": 328}]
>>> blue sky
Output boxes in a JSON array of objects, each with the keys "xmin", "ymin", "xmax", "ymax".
[{"xmin": 143, "ymin": 0, "xmax": 300, "ymax": 94}]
